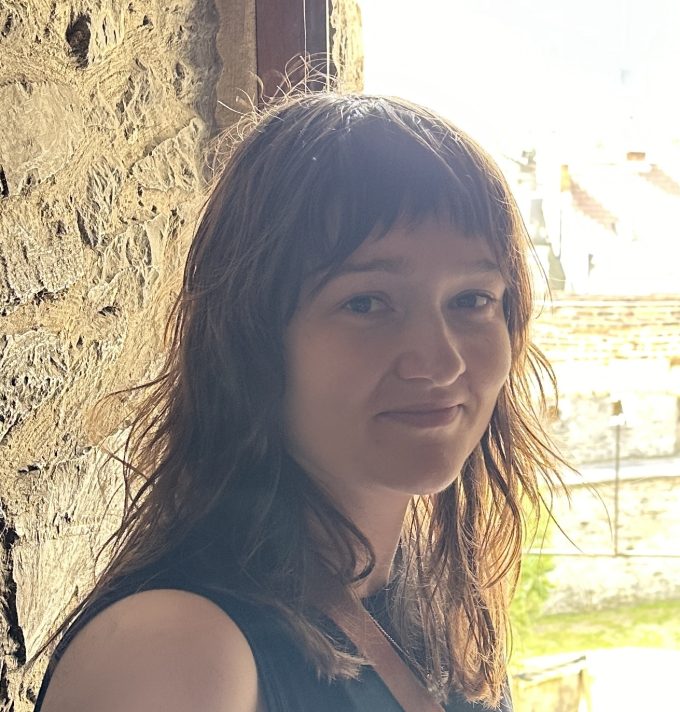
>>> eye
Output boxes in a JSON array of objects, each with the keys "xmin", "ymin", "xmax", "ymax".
[
  {"xmin": 342, "ymin": 295, "xmax": 389, "ymax": 315},
  {"xmin": 453, "ymin": 292, "xmax": 496, "ymax": 309}
]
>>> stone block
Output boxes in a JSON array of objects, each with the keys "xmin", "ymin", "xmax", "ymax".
[
  {"xmin": 12, "ymin": 447, "xmax": 124, "ymax": 661},
  {"xmin": 0, "ymin": 331, "xmax": 70, "ymax": 446},
  {"xmin": 63, "ymin": 2, "xmax": 127, "ymax": 67},
  {"xmin": 0, "ymin": 7, "xmax": 27, "ymax": 44},
  {"xmin": 89, "ymin": 2, "xmax": 127, "ymax": 64},
  {"xmin": 115, "ymin": 59, "xmax": 171, "ymax": 143},
  {"xmin": 75, "ymin": 156, "xmax": 124, "ymax": 250},
  {"xmin": 88, "ymin": 212, "xmax": 173, "ymax": 312},
  {"xmin": 0, "ymin": 82, "xmax": 85, "ymax": 196},
  {"xmin": 131, "ymin": 118, "xmax": 206, "ymax": 192},
  {"xmin": 545, "ymin": 552, "xmax": 680, "ymax": 614},
  {"xmin": 156, "ymin": 0, "xmax": 221, "ymax": 125},
  {"xmin": 544, "ymin": 475, "xmax": 680, "ymax": 614},
  {"xmin": 0, "ymin": 199, "xmax": 84, "ymax": 311}
]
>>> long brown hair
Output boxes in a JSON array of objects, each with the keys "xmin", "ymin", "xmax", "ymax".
[{"xmin": 42, "ymin": 93, "xmax": 565, "ymax": 706}]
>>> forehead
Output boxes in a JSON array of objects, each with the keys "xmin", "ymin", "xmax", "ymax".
[
  {"xmin": 348, "ymin": 219, "xmax": 499, "ymax": 266},
  {"xmin": 305, "ymin": 219, "xmax": 503, "ymax": 300}
]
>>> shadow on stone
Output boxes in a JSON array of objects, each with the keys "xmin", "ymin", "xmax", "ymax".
[{"xmin": 65, "ymin": 14, "xmax": 91, "ymax": 68}]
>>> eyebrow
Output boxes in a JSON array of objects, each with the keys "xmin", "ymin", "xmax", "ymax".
[{"xmin": 307, "ymin": 256, "xmax": 501, "ymax": 300}]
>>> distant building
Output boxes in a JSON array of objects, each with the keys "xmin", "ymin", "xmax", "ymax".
[{"xmin": 507, "ymin": 151, "xmax": 680, "ymax": 295}]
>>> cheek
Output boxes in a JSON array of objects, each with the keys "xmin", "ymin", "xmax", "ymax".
[
  {"xmin": 283, "ymin": 325, "xmax": 376, "ymax": 446},
  {"xmin": 282, "ymin": 328, "xmax": 385, "ymax": 484},
  {"xmin": 495, "ymin": 331, "xmax": 513, "ymax": 383},
  {"xmin": 468, "ymin": 326, "xmax": 512, "ymax": 393}
]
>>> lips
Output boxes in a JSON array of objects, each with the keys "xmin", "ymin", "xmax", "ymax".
[{"xmin": 378, "ymin": 405, "xmax": 462, "ymax": 428}]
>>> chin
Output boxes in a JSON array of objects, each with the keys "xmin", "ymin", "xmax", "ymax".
[
  {"xmin": 416, "ymin": 472, "xmax": 463, "ymax": 496},
  {"xmin": 384, "ymin": 462, "xmax": 465, "ymax": 497}
]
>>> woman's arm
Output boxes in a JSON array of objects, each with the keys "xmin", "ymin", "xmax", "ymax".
[{"xmin": 40, "ymin": 589, "xmax": 263, "ymax": 712}]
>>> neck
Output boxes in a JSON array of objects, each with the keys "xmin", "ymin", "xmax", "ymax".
[{"xmin": 318, "ymin": 484, "xmax": 411, "ymax": 599}]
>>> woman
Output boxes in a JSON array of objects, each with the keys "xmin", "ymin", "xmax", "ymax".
[{"xmin": 35, "ymin": 92, "xmax": 563, "ymax": 712}]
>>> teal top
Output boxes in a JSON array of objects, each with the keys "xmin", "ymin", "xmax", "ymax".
[{"xmin": 34, "ymin": 553, "xmax": 512, "ymax": 712}]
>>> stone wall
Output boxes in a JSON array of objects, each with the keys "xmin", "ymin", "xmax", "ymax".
[
  {"xmin": 541, "ymin": 472, "xmax": 680, "ymax": 614},
  {"xmin": 0, "ymin": 2, "xmax": 235, "ymax": 709},
  {"xmin": 532, "ymin": 296, "xmax": 680, "ymax": 464},
  {"xmin": 529, "ymin": 296, "xmax": 680, "ymax": 612},
  {"xmin": 533, "ymin": 296, "xmax": 680, "ymax": 362}
]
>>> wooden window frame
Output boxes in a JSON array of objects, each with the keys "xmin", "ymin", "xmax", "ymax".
[{"xmin": 255, "ymin": 0, "xmax": 334, "ymax": 102}]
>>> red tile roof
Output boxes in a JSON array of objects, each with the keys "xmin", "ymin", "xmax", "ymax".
[
  {"xmin": 569, "ymin": 180, "xmax": 618, "ymax": 230},
  {"xmin": 640, "ymin": 165, "xmax": 680, "ymax": 196}
]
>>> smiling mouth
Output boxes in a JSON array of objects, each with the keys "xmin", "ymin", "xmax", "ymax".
[{"xmin": 378, "ymin": 405, "xmax": 461, "ymax": 428}]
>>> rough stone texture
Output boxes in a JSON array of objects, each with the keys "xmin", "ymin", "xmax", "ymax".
[
  {"xmin": 131, "ymin": 118, "xmax": 205, "ymax": 192},
  {"xmin": 88, "ymin": 212, "xmax": 173, "ymax": 311},
  {"xmin": 3, "ymin": 445, "xmax": 125, "ymax": 705},
  {"xmin": 0, "ymin": 199, "xmax": 85, "ymax": 313},
  {"xmin": 534, "ymin": 297, "xmax": 680, "ymax": 363},
  {"xmin": 0, "ymin": 331, "xmax": 70, "ymax": 446},
  {"xmin": 13, "ymin": 446, "xmax": 125, "ymax": 655},
  {"xmin": 0, "ymin": 82, "xmax": 85, "ymax": 196},
  {"xmin": 74, "ymin": 155, "xmax": 125, "ymax": 250},
  {"xmin": 0, "ymin": 1, "xmax": 223, "ymax": 709}
]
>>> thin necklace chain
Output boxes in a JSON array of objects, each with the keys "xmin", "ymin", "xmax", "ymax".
[
  {"xmin": 369, "ymin": 613, "xmax": 408, "ymax": 658},
  {"xmin": 325, "ymin": 588, "xmax": 445, "ymax": 711},
  {"xmin": 365, "ymin": 606, "xmax": 434, "ymax": 684}
]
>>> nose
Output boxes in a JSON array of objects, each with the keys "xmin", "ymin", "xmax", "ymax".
[{"xmin": 394, "ymin": 311, "xmax": 466, "ymax": 386}]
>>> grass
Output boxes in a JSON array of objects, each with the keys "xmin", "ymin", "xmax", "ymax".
[{"xmin": 510, "ymin": 598, "xmax": 680, "ymax": 661}]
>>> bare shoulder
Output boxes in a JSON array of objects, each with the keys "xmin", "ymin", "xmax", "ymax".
[{"xmin": 41, "ymin": 588, "xmax": 263, "ymax": 712}]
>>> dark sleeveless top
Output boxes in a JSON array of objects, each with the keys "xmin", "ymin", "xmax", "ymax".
[{"xmin": 34, "ymin": 555, "xmax": 512, "ymax": 712}]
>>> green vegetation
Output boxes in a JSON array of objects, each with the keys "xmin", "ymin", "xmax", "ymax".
[
  {"xmin": 510, "ymin": 598, "xmax": 680, "ymax": 661},
  {"xmin": 508, "ymin": 535, "xmax": 680, "ymax": 662},
  {"xmin": 509, "ymin": 552, "xmax": 555, "ymax": 642}
]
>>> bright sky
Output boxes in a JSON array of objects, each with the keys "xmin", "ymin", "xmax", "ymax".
[{"xmin": 360, "ymin": 0, "xmax": 680, "ymax": 161}]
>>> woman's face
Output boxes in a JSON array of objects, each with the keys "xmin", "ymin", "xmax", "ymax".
[{"xmin": 283, "ymin": 218, "xmax": 512, "ymax": 502}]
